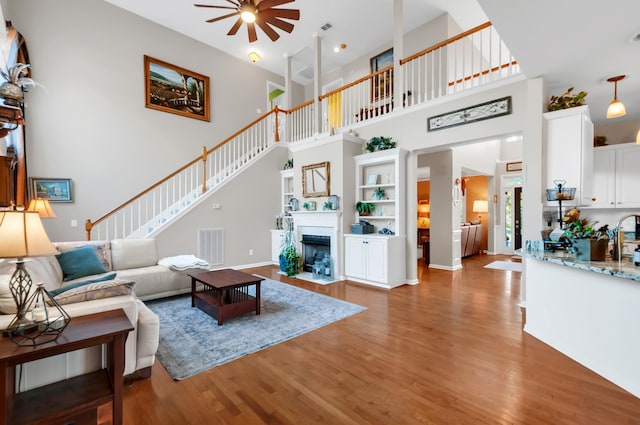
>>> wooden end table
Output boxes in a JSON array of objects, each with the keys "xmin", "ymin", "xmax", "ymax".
[
  {"xmin": 0, "ymin": 309, "xmax": 133, "ymax": 425},
  {"xmin": 189, "ymin": 269, "xmax": 263, "ymax": 325}
]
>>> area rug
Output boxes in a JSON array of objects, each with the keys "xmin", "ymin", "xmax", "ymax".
[
  {"xmin": 144, "ymin": 277, "xmax": 366, "ymax": 380},
  {"xmin": 484, "ymin": 260, "xmax": 522, "ymax": 272}
]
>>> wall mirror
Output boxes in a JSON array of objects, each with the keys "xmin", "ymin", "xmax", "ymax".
[{"xmin": 302, "ymin": 161, "xmax": 330, "ymax": 198}]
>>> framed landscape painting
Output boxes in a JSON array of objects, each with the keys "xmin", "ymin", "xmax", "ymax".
[
  {"xmin": 370, "ymin": 48, "xmax": 394, "ymax": 101},
  {"xmin": 144, "ymin": 55, "xmax": 210, "ymax": 122},
  {"xmin": 30, "ymin": 178, "xmax": 73, "ymax": 202}
]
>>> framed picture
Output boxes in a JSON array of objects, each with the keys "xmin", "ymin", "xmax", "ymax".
[
  {"xmin": 367, "ymin": 173, "xmax": 380, "ymax": 186},
  {"xmin": 427, "ymin": 96, "xmax": 512, "ymax": 132},
  {"xmin": 29, "ymin": 178, "xmax": 73, "ymax": 202},
  {"xmin": 144, "ymin": 55, "xmax": 210, "ymax": 122},
  {"xmin": 370, "ymin": 48, "xmax": 393, "ymax": 101},
  {"xmin": 506, "ymin": 161, "xmax": 522, "ymax": 172},
  {"xmin": 302, "ymin": 161, "xmax": 330, "ymax": 198}
]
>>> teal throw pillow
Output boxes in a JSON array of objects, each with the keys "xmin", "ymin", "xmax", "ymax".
[
  {"xmin": 56, "ymin": 245, "xmax": 108, "ymax": 281},
  {"xmin": 49, "ymin": 272, "xmax": 117, "ymax": 297}
]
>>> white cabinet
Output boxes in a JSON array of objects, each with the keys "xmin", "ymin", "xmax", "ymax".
[
  {"xmin": 271, "ymin": 229, "xmax": 285, "ymax": 263},
  {"xmin": 353, "ymin": 148, "xmax": 407, "ymax": 237},
  {"xmin": 344, "ymin": 234, "xmax": 405, "ymax": 288},
  {"xmin": 281, "ymin": 169, "xmax": 294, "ymax": 215},
  {"xmin": 589, "ymin": 143, "xmax": 640, "ymax": 209},
  {"xmin": 544, "ymin": 105, "xmax": 594, "ymax": 206}
]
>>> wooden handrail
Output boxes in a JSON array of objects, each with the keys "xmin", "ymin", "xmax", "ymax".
[
  {"xmin": 447, "ymin": 61, "xmax": 518, "ymax": 86},
  {"xmin": 318, "ymin": 66, "xmax": 393, "ymax": 101},
  {"xmin": 86, "ymin": 107, "xmax": 281, "ymax": 238},
  {"xmin": 279, "ymin": 99, "xmax": 314, "ymax": 114},
  {"xmin": 400, "ymin": 21, "xmax": 492, "ymax": 65}
]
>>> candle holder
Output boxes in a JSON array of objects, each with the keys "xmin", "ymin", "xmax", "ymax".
[{"xmin": 6, "ymin": 283, "xmax": 71, "ymax": 346}]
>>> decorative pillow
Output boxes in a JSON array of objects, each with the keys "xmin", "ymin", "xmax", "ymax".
[
  {"xmin": 49, "ymin": 272, "xmax": 117, "ymax": 297},
  {"xmin": 54, "ymin": 241, "xmax": 112, "ymax": 272},
  {"xmin": 56, "ymin": 245, "xmax": 108, "ymax": 281},
  {"xmin": 53, "ymin": 279, "xmax": 135, "ymax": 305}
]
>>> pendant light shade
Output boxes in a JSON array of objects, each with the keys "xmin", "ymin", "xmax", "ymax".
[{"xmin": 606, "ymin": 75, "xmax": 627, "ymax": 119}]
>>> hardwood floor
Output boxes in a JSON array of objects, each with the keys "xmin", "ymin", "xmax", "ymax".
[{"xmin": 122, "ymin": 255, "xmax": 640, "ymax": 424}]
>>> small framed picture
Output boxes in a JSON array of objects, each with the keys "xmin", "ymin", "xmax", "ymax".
[
  {"xmin": 367, "ymin": 173, "xmax": 380, "ymax": 185},
  {"xmin": 29, "ymin": 178, "xmax": 73, "ymax": 202},
  {"xmin": 506, "ymin": 161, "xmax": 522, "ymax": 172}
]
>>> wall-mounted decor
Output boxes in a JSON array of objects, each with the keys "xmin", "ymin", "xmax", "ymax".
[
  {"xmin": 370, "ymin": 48, "xmax": 393, "ymax": 101},
  {"xmin": 29, "ymin": 178, "xmax": 73, "ymax": 202},
  {"xmin": 506, "ymin": 161, "xmax": 522, "ymax": 172},
  {"xmin": 144, "ymin": 55, "xmax": 210, "ymax": 122},
  {"xmin": 302, "ymin": 162, "xmax": 330, "ymax": 198},
  {"xmin": 427, "ymin": 96, "xmax": 512, "ymax": 132}
]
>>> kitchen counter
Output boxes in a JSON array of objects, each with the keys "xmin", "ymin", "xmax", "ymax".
[
  {"xmin": 523, "ymin": 248, "xmax": 640, "ymax": 281},
  {"xmin": 522, "ymin": 243, "xmax": 640, "ymax": 398}
]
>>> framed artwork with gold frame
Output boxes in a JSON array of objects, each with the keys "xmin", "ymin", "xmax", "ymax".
[{"xmin": 302, "ymin": 162, "xmax": 330, "ymax": 198}]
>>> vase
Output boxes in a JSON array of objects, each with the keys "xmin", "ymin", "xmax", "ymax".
[{"xmin": 573, "ymin": 239, "xmax": 608, "ymax": 262}]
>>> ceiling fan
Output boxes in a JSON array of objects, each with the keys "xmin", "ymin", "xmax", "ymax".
[{"xmin": 194, "ymin": 0, "xmax": 300, "ymax": 43}]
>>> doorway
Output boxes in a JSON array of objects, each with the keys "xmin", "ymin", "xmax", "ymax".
[{"xmin": 501, "ymin": 174, "xmax": 523, "ymax": 254}]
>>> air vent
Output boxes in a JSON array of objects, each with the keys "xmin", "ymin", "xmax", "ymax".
[{"xmin": 321, "ymin": 22, "xmax": 332, "ymax": 31}]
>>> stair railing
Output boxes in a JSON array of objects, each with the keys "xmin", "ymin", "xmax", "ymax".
[{"xmin": 85, "ymin": 107, "xmax": 284, "ymax": 240}]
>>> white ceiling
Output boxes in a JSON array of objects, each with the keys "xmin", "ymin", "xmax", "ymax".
[{"xmin": 103, "ymin": 0, "xmax": 640, "ymax": 126}]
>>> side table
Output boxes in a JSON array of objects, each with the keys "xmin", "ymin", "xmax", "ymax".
[{"xmin": 0, "ymin": 309, "xmax": 134, "ymax": 425}]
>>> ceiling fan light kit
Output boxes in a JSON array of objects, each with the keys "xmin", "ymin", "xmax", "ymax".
[
  {"xmin": 194, "ymin": 0, "xmax": 300, "ymax": 43},
  {"xmin": 606, "ymin": 75, "xmax": 627, "ymax": 119}
]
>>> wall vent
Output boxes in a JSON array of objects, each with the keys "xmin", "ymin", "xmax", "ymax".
[
  {"xmin": 198, "ymin": 228, "xmax": 224, "ymax": 266},
  {"xmin": 321, "ymin": 22, "xmax": 332, "ymax": 31}
]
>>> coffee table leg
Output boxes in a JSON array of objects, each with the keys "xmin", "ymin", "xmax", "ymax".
[
  {"xmin": 191, "ymin": 278, "xmax": 196, "ymax": 308},
  {"xmin": 217, "ymin": 289, "xmax": 223, "ymax": 325},
  {"xmin": 255, "ymin": 281, "xmax": 261, "ymax": 316}
]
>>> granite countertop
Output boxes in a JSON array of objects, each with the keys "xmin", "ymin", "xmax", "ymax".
[{"xmin": 522, "ymin": 246, "xmax": 640, "ymax": 282}]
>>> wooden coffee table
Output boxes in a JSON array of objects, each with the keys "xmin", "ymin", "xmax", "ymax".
[{"xmin": 189, "ymin": 269, "xmax": 263, "ymax": 325}]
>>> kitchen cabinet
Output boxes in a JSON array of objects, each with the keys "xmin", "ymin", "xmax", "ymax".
[
  {"xmin": 587, "ymin": 142, "xmax": 640, "ymax": 209},
  {"xmin": 544, "ymin": 105, "xmax": 594, "ymax": 206},
  {"xmin": 344, "ymin": 234, "xmax": 405, "ymax": 288}
]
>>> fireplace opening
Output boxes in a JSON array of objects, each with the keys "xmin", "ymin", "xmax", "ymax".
[{"xmin": 300, "ymin": 234, "xmax": 331, "ymax": 273}]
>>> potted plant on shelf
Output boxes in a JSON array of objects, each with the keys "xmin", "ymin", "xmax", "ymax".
[
  {"xmin": 365, "ymin": 136, "xmax": 395, "ymax": 153},
  {"xmin": 373, "ymin": 187, "xmax": 385, "ymax": 200},
  {"xmin": 356, "ymin": 201, "xmax": 375, "ymax": 216},
  {"xmin": 278, "ymin": 217, "xmax": 299, "ymax": 277},
  {"xmin": 0, "ymin": 63, "xmax": 40, "ymax": 107},
  {"xmin": 547, "ymin": 87, "xmax": 588, "ymax": 112},
  {"xmin": 562, "ymin": 211, "xmax": 611, "ymax": 261}
]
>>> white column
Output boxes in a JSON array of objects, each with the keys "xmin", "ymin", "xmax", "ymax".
[
  {"xmin": 284, "ymin": 53, "xmax": 292, "ymax": 141},
  {"xmin": 393, "ymin": 0, "xmax": 404, "ymax": 110},
  {"xmin": 313, "ymin": 33, "xmax": 322, "ymax": 135}
]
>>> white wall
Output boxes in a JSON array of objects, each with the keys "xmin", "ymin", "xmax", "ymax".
[
  {"xmin": 4, "ymin": 0, "xmax": 300, "ymax": 243},
  {"xmin": 594, "ymin": 118, "xmax": 640, "ymax": 145}
]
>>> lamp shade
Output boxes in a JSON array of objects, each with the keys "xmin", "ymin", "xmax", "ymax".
[
  {"xmin": 472, "ymin": 200, "xmax": 489, "ymax": 213},
  {"xmin": 27, "ymin": 198, "xmax": 57, "ymax": 218},
  {"xmin": 0, "ymin": 211, "xmax": 57, "ymax": 259},
  {"xmin": 606, "ymin": 100, "xmax": 626, "ymax": 119},
  {"xmin": 417, "ymin": 201, "xmax": 430, "ymax": 217}
]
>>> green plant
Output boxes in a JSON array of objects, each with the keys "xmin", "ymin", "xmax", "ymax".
[
  {"xmin": 374, "ymin": 187, "xmax": 385, "ymax": 200},
  {"xmin": 323, "ymin": 201, "xmax": 331, "ymax": 210},
  {"xmin": 547, "ymin": 87, "xmax": 588, "ymax": 111},
  {"xmin": 279, "ymin": 219, "xmax": 299, "ymax": 277},
  {"xmin": 562, "ymin": 214, "xmax": 611, "ymax": 256},
  {"xmin": 356, "ymin": 201, "xmax": 375, "ymax": 216},
  {"xmin": 283, "ymin": 158, "xmax": 293, "ymax": 169},
  {"xmin": 365, "ymin": 136, "xmax": 396, "ymax": 153}
]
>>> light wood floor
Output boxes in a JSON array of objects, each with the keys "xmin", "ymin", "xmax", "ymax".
[{"xmin": 122, "ymin": 255, "xmax": 640, "ymax": 424}]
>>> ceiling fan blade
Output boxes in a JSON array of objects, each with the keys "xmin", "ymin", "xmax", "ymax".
[
  {"xmin": 206, "ymin": 11, "xmax": 239, "ymax": 23},
  {"xmin": 262, "ymin": 15, "xmax": 294, "ymax": 33},
  {"xmin": 225, "ymin": 0, "xmax": 240, "ymax": 6},
  {"xmin": 194, "ymin": 4, "xmax": 238, "ymax": 10},
  {"xmin": 257, "ymin": 0, "xmax": 294, "ymax": 11},
  {"xmin": 227, "ymin": 16, "xmax": 243, "ymax": 35},
  {"xmin": 255, "ymin": 19, "xmax": 280, "ymax": 41},
  {"xmin": 259, "ymin": 8, "xmax": 299, "ymax": 20},
  {"xmin": 247, "ymin": 22, "xmax": 258, "ymax": 43}
]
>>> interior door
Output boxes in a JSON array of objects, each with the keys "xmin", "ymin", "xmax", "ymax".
[{"xmin": 514, "ymin": 187, "xmax": 523, "ymax": 250}]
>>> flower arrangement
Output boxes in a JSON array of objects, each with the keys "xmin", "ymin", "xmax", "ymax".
[
  {"xmin": 0, "ymin": 63, "xmax": 40, "ymax": 106},
  {"xmin": 547, "ymin": 87, "xmax": 587, "ymax": 111}
]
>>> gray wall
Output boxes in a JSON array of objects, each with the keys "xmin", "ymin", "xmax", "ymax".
[{"xmin": 4, "ymin": 0, "xmax": 300, "ymax": 245}]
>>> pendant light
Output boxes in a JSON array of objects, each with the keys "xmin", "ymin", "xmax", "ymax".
[{"xmin": 606, "ymin": 75, "xmax": 626, "ymax": 119}]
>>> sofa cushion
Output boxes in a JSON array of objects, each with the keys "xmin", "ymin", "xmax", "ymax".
[
  {"xmin": 56, "ymin": 245, "xmax": 108, "ymax": 281},
  {"xmin": 54, "ymin": 241, "xmax": 112, "ymax": 272},
  {"xmin": 49, "ymin": 272, "xmax": 117, "ymax": 297},
  {"xmin": 111, "ymin": 239, "xmax": 158, "ymax": 271},
  {"xmin": 53, "ymin": 279, "xmax": 135, "ymax": 305}
]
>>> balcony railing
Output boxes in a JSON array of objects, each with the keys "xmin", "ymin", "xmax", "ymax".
[{"xmin": 86, "ymin": 22, "xmax": 519, "ymax": 240}]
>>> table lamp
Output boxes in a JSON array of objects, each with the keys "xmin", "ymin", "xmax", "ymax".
[
  {"xmin": 472, "ymin": 200, "xmax": 489, "ymax": 221},
  {"xmin": 0, "ymin": 210, "xmax": 69, "ymax": 345},
  {"xmin": 27, "ymin": 198, "xmax": 57, "ymax": 218}
]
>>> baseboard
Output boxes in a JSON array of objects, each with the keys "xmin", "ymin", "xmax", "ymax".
[
  {"xmin": 406, "ymin": 278, "xmax": 419, "ymax": 285},
  {"xmin": 231, "ymin": 261, "xmax": 274, "ymax": 270},
  {"xmin": 428, "ymin": 264, "xmax": 463, "ymax": 271}
]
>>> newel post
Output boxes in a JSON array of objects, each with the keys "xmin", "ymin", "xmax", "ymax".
[
  {"xmin": 201, "ymin": 146, "xmax": 207, "ymax": 194},
  {"xmin": 274, "ymin": 105, "xmax": 280, "ymax": 142},
  {"xmin": 85, "ymin": 219, "xmax": 93, "ymax": 241}
]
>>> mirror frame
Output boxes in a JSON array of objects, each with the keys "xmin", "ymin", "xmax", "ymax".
[{"xmin": 302, "ymin": 161, "xmax": 330, "ymax": 198}]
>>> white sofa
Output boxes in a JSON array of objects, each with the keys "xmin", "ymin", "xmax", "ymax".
[{"xmin": 0, "ymin": 238, "xmax": 207, "ymax": 391}]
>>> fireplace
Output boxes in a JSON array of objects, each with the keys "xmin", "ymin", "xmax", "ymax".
[
  {"xmin": 301, "ymin": 234, "xmax": 331, "ymax": 273},
  {"xmin": 290, "ymin": 211, "xmax": 343, "ymax": 282}
]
